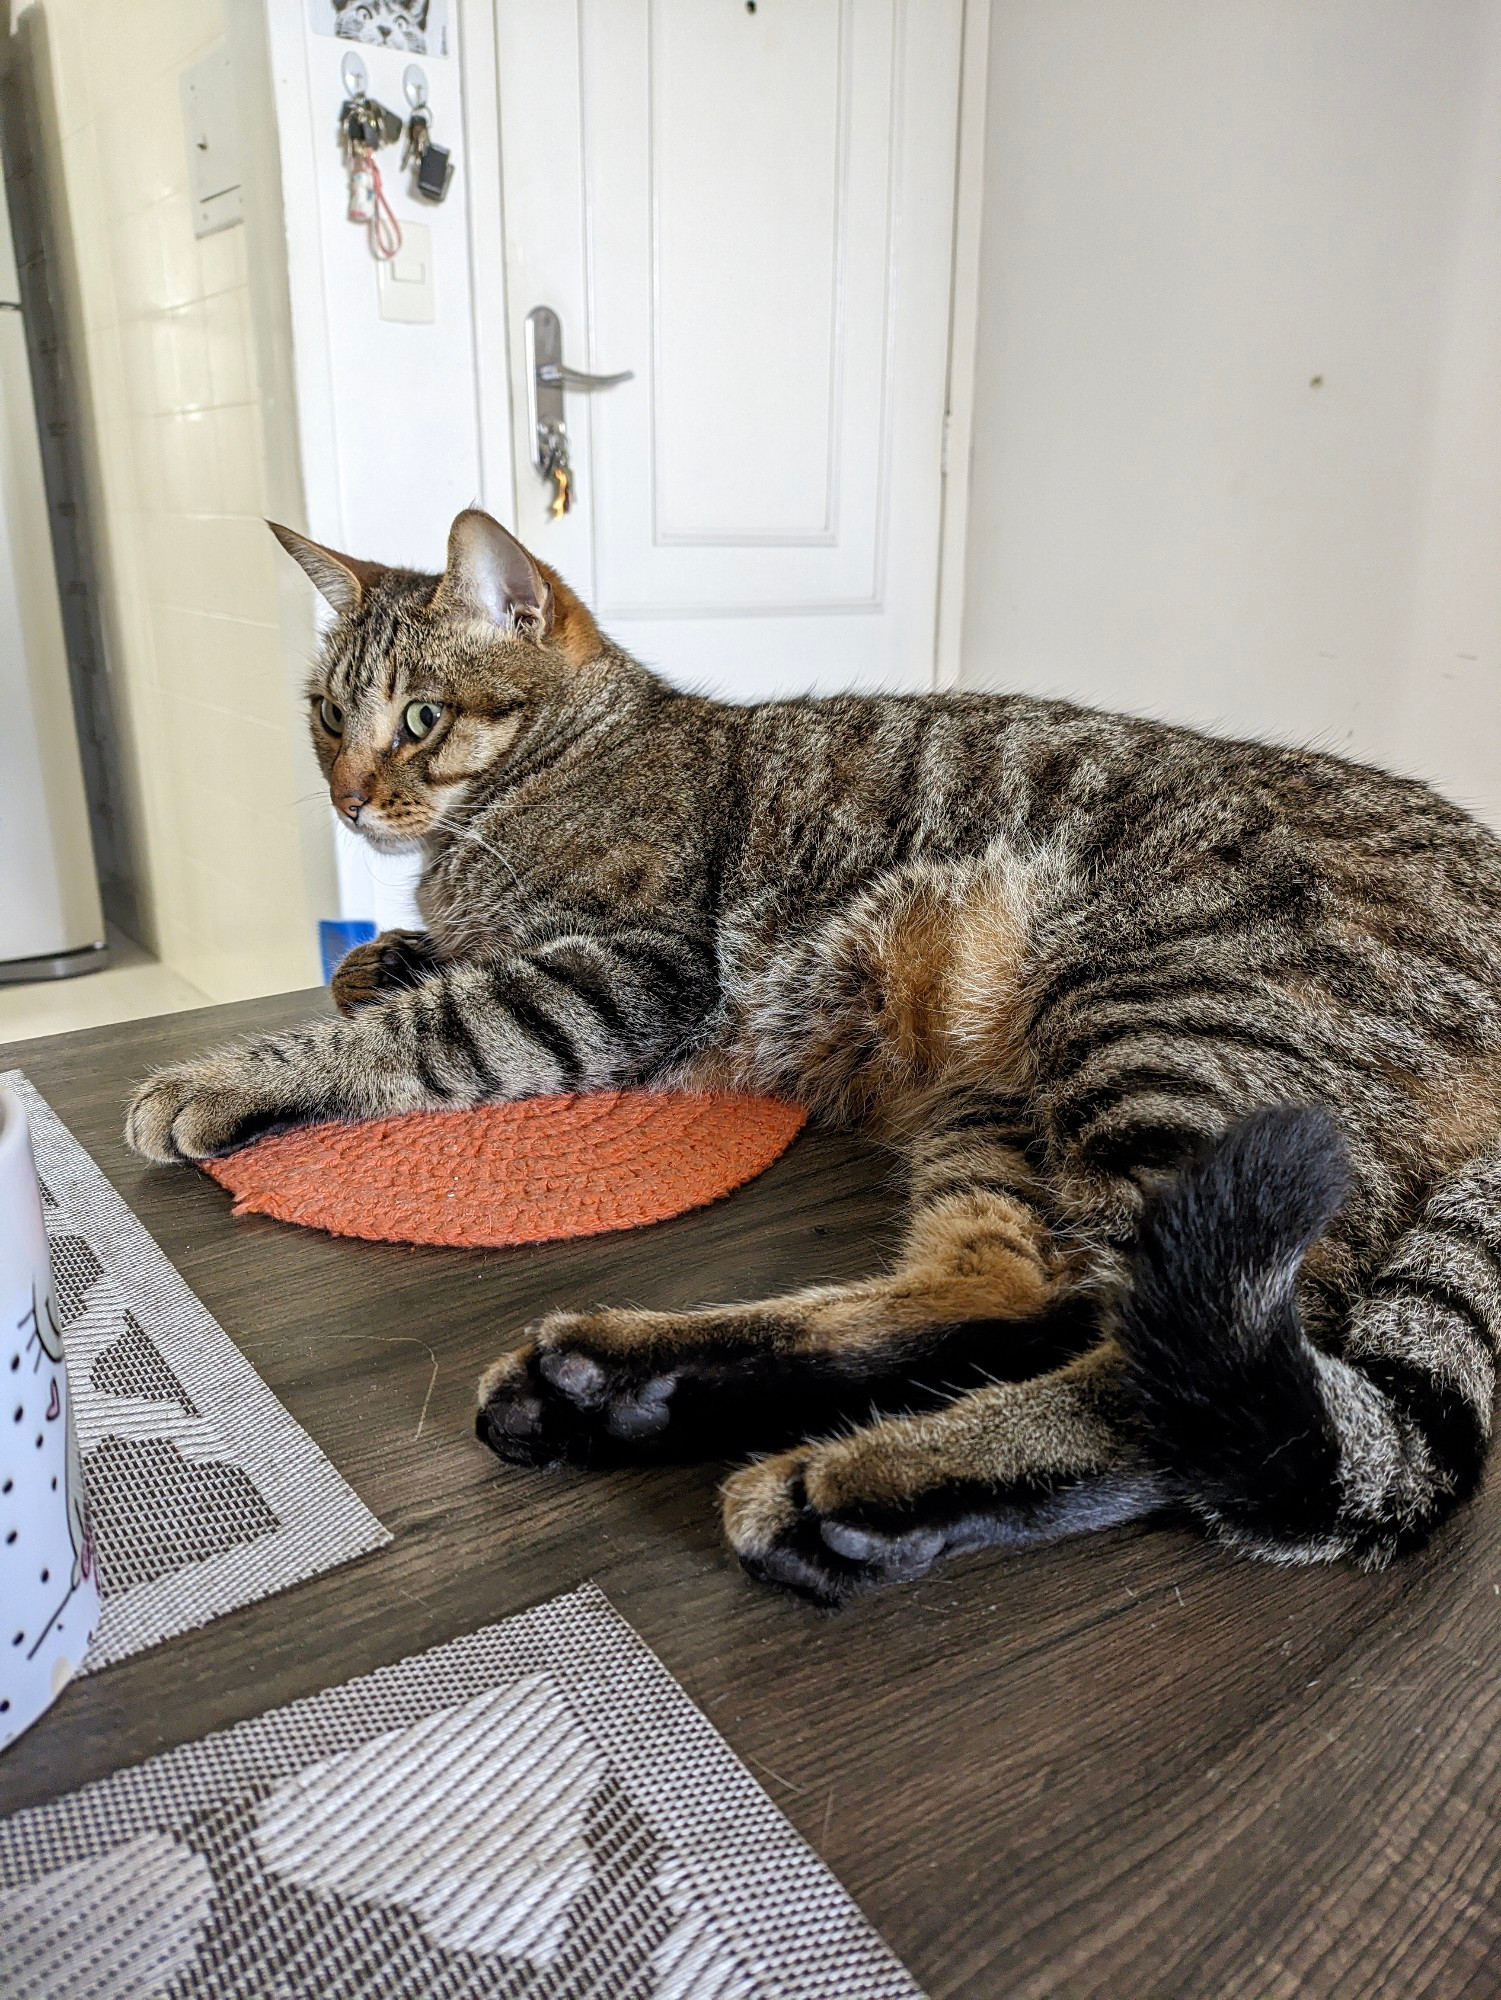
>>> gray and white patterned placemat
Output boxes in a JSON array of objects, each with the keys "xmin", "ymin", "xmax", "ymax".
[
  {"xmin": 3, "ymin": 1072, "xmax": 389, "ymax": 1672},
  {"xmin": 0, "ymin": 1583, "xmax": 922, "ymax": 1998}
]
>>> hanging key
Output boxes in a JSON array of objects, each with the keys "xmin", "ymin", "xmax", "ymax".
[
  {"xmin": 339, "ymin": 98, "xmax": 373, "ymax": 149},
  {"xmin": 340, "ymin": 95, "xmax": 402, "ymax": 154},
  {"xmin": 403, "ymin": 108, "xmax": 454, "ymax": 202},
  {"xmin": 538, "ymin": 421, "xmax": 573, "ymax": 517},
  {"xmin": 402, "ymin": 110, "xmax": 429, "ymax": 172}
]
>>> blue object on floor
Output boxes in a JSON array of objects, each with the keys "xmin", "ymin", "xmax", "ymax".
[{"xmin": 319, "ymin": 919, "xmax": 377, "ymax": 985}]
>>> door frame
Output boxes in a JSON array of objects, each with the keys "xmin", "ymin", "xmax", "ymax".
[
  {"xmin": 456, "ymin": 0, "xmax": 990, "ymax": 693},
  {"xmin": 457, "ymin": 0, "xmax": 519, "ymax": 530},
  {"xmin": 933, "ymin": 0, "xmax": 991, "ymax": 690}
]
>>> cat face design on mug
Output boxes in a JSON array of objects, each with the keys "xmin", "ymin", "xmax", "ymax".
[
  {"xmin": 8, "ymin": 1284, "xmax": 94, "ymax": 1633},
  {"xmin": 24, "ymin": 1285, "xmax": 91, "ymax": 1593},
  {"xmin": 270, "ymin": 512, "xmax": 606, "ymax": 851},
  {"xmin": 332, "ymin": 0, "xmax": 431, "ymax": 54},
  {"xmin": 2, "ymin": 1088, "xmax": 99, "ymax": 1739},
  {"xmin": 34, "ymin": 1277, "xmax": 63, "ymax": 1364}
]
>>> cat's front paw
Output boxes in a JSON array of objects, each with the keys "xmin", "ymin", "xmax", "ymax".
[
  {"xmin": 721, "ymin": 1444, "xmax": 950, "ymax": 1606},
  {"xmin": 330, "ymin": 929, "xmax": 438, "ymax": 1016},
  {"xmin": 125, "ymin": 1057, "xmax": 310, "ymax": 1164},
  {"xmin": 475, "ymin": 1311, "xmax": 682, "ymax": 1468}
]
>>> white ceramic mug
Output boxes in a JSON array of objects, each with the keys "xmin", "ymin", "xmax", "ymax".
[{"xmin": 0, "ymin": 1083, "xmax": 98, "ymax": 1750}]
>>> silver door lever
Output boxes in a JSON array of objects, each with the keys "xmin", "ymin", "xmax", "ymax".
[
  {"xmin": 525, "ymin": 306, "xmax": 633, "ymax": 515},
  {"xmin": 537, "ymin": 361, "xmax": 633, "ymax": 390}
]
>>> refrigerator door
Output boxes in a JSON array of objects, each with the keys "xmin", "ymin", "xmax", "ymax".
[{"xmin": 0, "ymin": 185, "xmax": 104, "ymax": 977}]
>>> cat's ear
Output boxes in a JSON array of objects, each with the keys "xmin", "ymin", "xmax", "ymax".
[
  {"xmin": 435, "ymin": 509, "xmax": 554, "ymax": 637},
  {"xmin": 266, "ymin": 522, "xmax": 383, "ymax": 616}
]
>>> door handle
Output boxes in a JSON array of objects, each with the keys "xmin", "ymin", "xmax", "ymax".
[
  {"xmin": 536, "ymin": 362, "xmax": 633, "ymax": 391},
  {"xmin": 524, "ymin": 306, "xmax": 633, "ymax": 509}
]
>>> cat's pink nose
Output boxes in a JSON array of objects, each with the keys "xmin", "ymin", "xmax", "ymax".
[{"xmin": 331, "ymin": 753, "xmax": 373, "ymax": 822}]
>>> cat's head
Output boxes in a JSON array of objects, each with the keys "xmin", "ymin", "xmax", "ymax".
[
  {"xmin": 333, "ymin": 0, "xmax": 430, "ymax": 54},
  {"xmin": 270, "ymin": 509, "xmax": 603, "ymax": 851}
]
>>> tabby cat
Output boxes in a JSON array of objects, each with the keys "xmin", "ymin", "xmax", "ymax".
[{"xmin": 125, "ymin": 509, "xmax": 1501, "ymax": 1602}]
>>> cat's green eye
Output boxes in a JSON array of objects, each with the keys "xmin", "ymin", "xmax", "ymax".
[
  {"xmin": 404, "ymin": 699, "xmax": 444, "ymax": 741},
  {"xmin": 318, "ymin": 697, "xmax": 344, "ymax": 736}
]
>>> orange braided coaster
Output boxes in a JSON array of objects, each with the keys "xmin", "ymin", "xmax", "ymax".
[{"xmin": 203, "ymin": 1090, "xmax": 808, "ymax": 1249}]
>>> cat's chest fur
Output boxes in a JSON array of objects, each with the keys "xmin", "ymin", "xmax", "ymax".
[{"xmin": 419, "ymin": 803, "xmax": 683, "ymax": 962}]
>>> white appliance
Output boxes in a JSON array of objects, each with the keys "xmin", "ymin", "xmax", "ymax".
[{"xmin": 0, "ymin": 183, "xmax": 104, "ymax": 982}]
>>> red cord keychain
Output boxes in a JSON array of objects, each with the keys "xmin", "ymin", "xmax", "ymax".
[
  {"xmin": 341, "ymin": 87, "xmax": 403, "ymax": 262},
  {"xmin": 365, "ymin": 149, "xmax": 402, "ymax": 261},
  {"xmin": 347, "ymin": 143, "xmax": 401, "ymax": 260}
]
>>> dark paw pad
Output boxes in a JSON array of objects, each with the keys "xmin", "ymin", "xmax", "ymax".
[
  {"xmin": 476, "ymin": 1332, "xmax": 683, "ymax": 1469},
  {"xmin": 724, "ymin": 1454, "xmax": 965, "ymax": 1605},
  {"xmin": 818, "ymin": 1519, "xmax": 948, "ymax": 1573},
  {"xmin": 475, "ymin": 1368, "xmax": 589, "ymax": 1469},
  {"xmin": 488, "ymin": 1392, "xmax": 545, "ymax": 1441},
  {"xmin": 598, "ymin": 1374, "xmax": 672, "ymax": 1437},
  {"xmin": 537, "ymin": 1349, "xmax": 608, "ymax": 1405}
]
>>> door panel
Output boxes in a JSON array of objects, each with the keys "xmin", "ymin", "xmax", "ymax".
[
  {"xmin": 648, "ymin": 0, "xmax": 843, "ymax": 545},
  {"xmin": 493, "ymin": 0, "xmax": 962, "ymax": 699}
]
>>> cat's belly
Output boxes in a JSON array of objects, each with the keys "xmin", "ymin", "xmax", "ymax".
[{"xmin": 688, "ymin": 851, "xmax": 1052, "ymax": 1125}]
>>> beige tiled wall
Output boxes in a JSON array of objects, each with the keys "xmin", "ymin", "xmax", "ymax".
[{"xmin": 27, "ymin": 0, "xmax": 323, "ymax": 1001}]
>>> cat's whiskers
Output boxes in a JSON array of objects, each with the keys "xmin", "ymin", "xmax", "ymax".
[{"xmin": 451, "ymin": 819, "xmax": 525, "ymax": 898}]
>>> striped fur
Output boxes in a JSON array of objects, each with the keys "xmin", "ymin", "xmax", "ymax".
[
  {"xmin": 1117, "ymin": 1106, "xmax": 1498, "ymax": 1565},
  {"xmin": 126, "ymin": 512, "xmax": 1501, "ymax": 1601}
]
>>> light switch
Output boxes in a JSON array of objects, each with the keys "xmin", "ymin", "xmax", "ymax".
[
  {"xmin": 181, "ymin": 46, "xmax": 243, "ymax": 238},
  {"xmin": 377, "ymin": 222, "xmax": 435, "ymax": 324}
]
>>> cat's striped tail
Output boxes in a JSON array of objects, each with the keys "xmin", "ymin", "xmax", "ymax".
[{"xmin": 1116, "ymin": 1105, "xmax": 1499, "ymax": 1565}]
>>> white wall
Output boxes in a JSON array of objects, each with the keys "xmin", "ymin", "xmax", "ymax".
[
  {"xmin": 16, "ymin": 0, "xmax": 326, "ymax": 1000},
  {"xmin": 959, "ymin": 1, "xmax": 1501, "ymax": 828}
]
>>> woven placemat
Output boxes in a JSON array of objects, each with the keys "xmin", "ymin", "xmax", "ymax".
[
  {"xmin": 204, "ymin": 1090, "xmax": 809, "ymax": 1249},
  {"xmin": 0, "ymin": 1583, "xmax": 923, "ymax": 1998},
  {"xmin": 3, "ymin": 1072, "xmax": 389, "ymax": 1673}
]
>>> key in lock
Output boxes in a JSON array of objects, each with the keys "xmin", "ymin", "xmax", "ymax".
[
  {"xmin": 538, "ymin": 421, "xmax": 573, "ymax": 518},
  {"xmin": 524, "ymin": 306, "xmax": 633, "ymax": 523}
]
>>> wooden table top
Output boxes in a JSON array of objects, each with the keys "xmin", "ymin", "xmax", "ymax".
[{"xmin": 2, "ymin": 990, "xmax": 1497, "ymax": 1998}]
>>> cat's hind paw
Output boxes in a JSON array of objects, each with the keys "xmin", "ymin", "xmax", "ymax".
[
  {"xmin": 475, "ymin": 1315, "xmax": 682, "ymax": 1468},
  {"xmin": 720, "ymin": 1447, "xmax": 952, "ymax": 1605}
]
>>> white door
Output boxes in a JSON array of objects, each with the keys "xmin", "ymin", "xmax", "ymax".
[{"xmin": 482, "ymin": 0, "xmax": 964, "ymax": 700}]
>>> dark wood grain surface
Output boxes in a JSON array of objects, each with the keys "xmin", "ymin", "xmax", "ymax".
[{"xmin": 2, "ymin": 991, "xmax": 1498, "ymax": 1998}]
